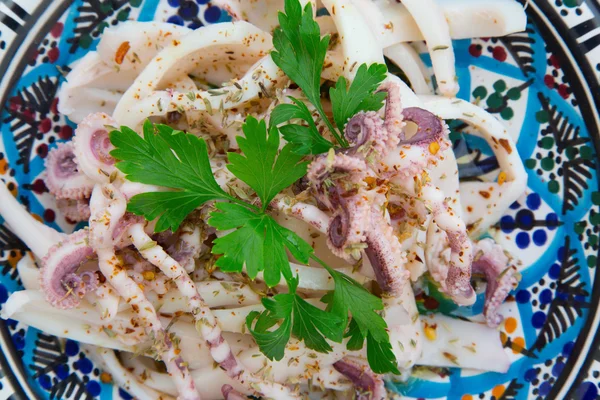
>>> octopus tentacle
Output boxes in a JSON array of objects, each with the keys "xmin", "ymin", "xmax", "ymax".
[
  {"xmin": 273, "ymin": 199, "xmax": 330, "ymax": 234},
  {"xmin": 221, "ymin": 385, "xmax": 247, "ymax": 400},
  {"xmin": 164, "ymin": 225, "xmax": 203, "ymax": 274},
  {"xmin": 379, "ymin": 111, "xmax": 450, "ymax": 181},
  {"xmin": 89, "ymin": 184, "xmax": 201, "ymax": 400},
  {"xmin": 344, "ymin": 82, "xmax": 404, "ymax": 158},
  {"xmin": 57, "ymin": 198, "xmax": 91, "ymax": 222},
  {"xmin": 377, "ymin": 81, "xmax": 404, "ymax": 149},
  {"xmin": 307, "ymin": 153, "xmax": 370, "ymax": 260},
  {"xmin": 364, "ymin": 193, "xmax": 410, "ymax": 295},
  {"xmin": 40, "ymin": 229, "xmax": 96, "ymax": 309},
  {"xmin": 63, "ymin": 271, "xmax": 99, "ymax": 298},
  {"xmin": 332, "ymin": 358, "xmax": 387, "ymax": 400},
  {"xmin": 73, "ymin": 112, "xmax": 117, "ymax": 183},
  {"xmin": 344, "ymin": 111, "xmax": 387, "ymax": 158},
  {"xmin": 111, "ymin": 213, "xmax": 146, "ymax": 248},
  {"xmin": 128, "ymin": 223, "xmax": 298, "ymax": 399},
  {"xmin": 472, "ymin": 239, "xmax": 519, "ymax": 327},
  {"xmin": 44, "ymin": 143, "xmax": 95, "ymax": 200},
  {"xmin": 401, "ymin": 107, "xmax": 449, "ymax": 146},
  {"xmin": 422, "ymin": 183, "xmax": 475, "ymax": 305}
]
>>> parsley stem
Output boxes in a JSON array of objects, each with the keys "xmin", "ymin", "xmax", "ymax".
[
  {"xmin": 316, "ymin": 108, "xmax": 348, "ymax": 148},
  {"xmin": 310, "ymin": 254, "xmax": 335, "ymax": 274},
  {"xmin": 228, "ymin": 196, "xmax": 261, "ymax": 212}
]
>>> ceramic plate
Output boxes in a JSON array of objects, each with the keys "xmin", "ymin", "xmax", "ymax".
[{"xmin": 0, "ymin": 0, "xmax": 599, "ymax": 399}]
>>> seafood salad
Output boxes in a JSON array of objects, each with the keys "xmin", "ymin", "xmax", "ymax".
[{"xmin": 0, "ymin": 0, "xmax": 529, "ymax": 399}]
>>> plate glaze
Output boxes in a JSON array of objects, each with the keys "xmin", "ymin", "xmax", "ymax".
[{"xmin": 0, "ymin": 0, "xmax": 599, "ymax": 399}]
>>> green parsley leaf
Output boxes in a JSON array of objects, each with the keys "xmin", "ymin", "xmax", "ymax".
[
  {"xmin": 271, "ymin": 0, "xmax": 346, "ymax": 146},
  {"xmin": 344, "ymin": 319, "xmax": 365, "ymax": 351},
  {"xmin": 271, "ymin": 97, "xmax": 333, "ymax": 155},
  {"xmin": 330, "ymin": 63, "xmax": 388, "ymax": 132},
  {"xmin": 279, "ymin": 124, "xmax": 333, "ymax": 155},
  {"xmin": 342, "ymin": 316, "xmax": 398, "ymax": 374},
  {"xmin": 319, "ymin": 260, "xmax": 399, "ymax": 374},
  {"xmin": 227, "ymin": 116, "xmax": 308, "ymax": 209},
  {"xmin": 110, "ymin": 121, "xmax": 232, "ymax": 232},
  {"xmin": 209, "ymin": 203, "xmax": 312, "ymax": 286},
  {"xmin": 272, "ymin": 0, "xmax": 327, "ymax": 117},
  {"xmin": 246, "ymin": 277, "xmax": 342, "ymax": 360},
  {"xmin": 269, "ymin": 102, "xmax": 306, "ymax": 127},
  {"xmin": 366, "ymin": 332, "xmax": 400, "ymax": 375},
  {"xmin": 292, "ymin": 295, "xmax": 342, "ymax": 352},
  {"xmin": 324, "ymin": 266, "xmax": 387, "ymax": 337},
  {"xmin": 246, "ymin": 310, "xmax": 291, "ymax": 361}
]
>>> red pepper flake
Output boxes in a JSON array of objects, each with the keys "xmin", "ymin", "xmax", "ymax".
[
  {"xmin": 498, "ymin": 138, "xmax": 512, "ymax": 154},
  {"xmin": 97, "ymin": 271, "xmax": 106, "ymax": 284},
  {"xmin": 115, "ymin": 41, "xmax": 131, "ymax": 65}
]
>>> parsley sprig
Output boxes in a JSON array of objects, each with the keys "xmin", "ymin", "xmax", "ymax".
[
  {"xmin": 271, "ymin": 0, "xmax": 342, "ymax": 146},
  {"xmin": 270, "ymin": 0, "xmax": 388, "ymax": 154},
  {"xmin": 110, "ymin": 121, "xmax": 241, "ymax": 232},
  {"xmin": 227, "ymin": 117, "xmax": 309, "ymax": 210},
  {"xmin": 246, "ymin": 276, "xmax": 343, "ymax": 360},
  {"xmin": 318, "ymin": 260, "xmax": 400, "ymax": 374},
  {"xmin": 269, "ymin": 97, "xmax": 333, "ymax": 155},
  {"xmin": 329, "ymin": 63, "xmax": 389, "ymax": 133}
]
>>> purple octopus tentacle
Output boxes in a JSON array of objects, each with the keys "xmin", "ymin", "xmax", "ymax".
[
  {"xmin": 57, "ymin": 198, "xmax": 91, "ymax": 222},
  {"xmin": 112, "ymin": 213, "xmax": 145, "ymax": 246},
  {"xmin": 63, "ymin": 271, "xmax": 99, "ymax": 298},
  {"xmin": 333, "ymin": 358, "xmax": 387, "ymax": 400},
  {"xmin": 364, "ymin": 193, "xmax": 410, "ymax": 295},
  {"xmin": 221, "ymin": 385, "xmax": 247, "ymax": 400},
  {"xmin": 307, "ymin": 153, "xmax": 367, "ymax": 206},
  {"xmin": 401, "ymin": 107, "xmax": 450, "ymax": 146},
  {"xmin": 44, "ymin": 143, "xmax": 95, "ymax": 200},
  {"xmin": 472, "ymin": 239, "xmax": 519, "ymax": 327},
  {"xmin": 378, "ymin": 109, "xmax": 450, "ymax": 182},
  {"xmin": 344, "ymin": 111, "xmax": 388, "ymax": 157},
  {"xmin": 40, "ymin": 228, "xmax": 97, "ymax": 309},
  {"xmin": 89, "ymin": 184, "xmax": 201, "ymax": 400},
  {"xmin": 127, "ymin": 223, "xmax": 298, "ymax": 398},
  {"xmin": 73, "ymin": 112, "xmax": 117, "ymax": 183},
  {"xmin": 307, "ymin": 153, "xmax": 370, "ymax": 261},
  {"xmin": 343, "ymin": 82, "xmax": 405, "ymax": 159},
  {"xmin": 422, "ymin": 183, "xmax": 476, "ymax": 305},
  {"xmin": 327, "ymin": 203, "xmax": 370, "ymax": 261},
  {"xmin": 377, "ymin": 81, "xmax": 404, "ymax": 150}
]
